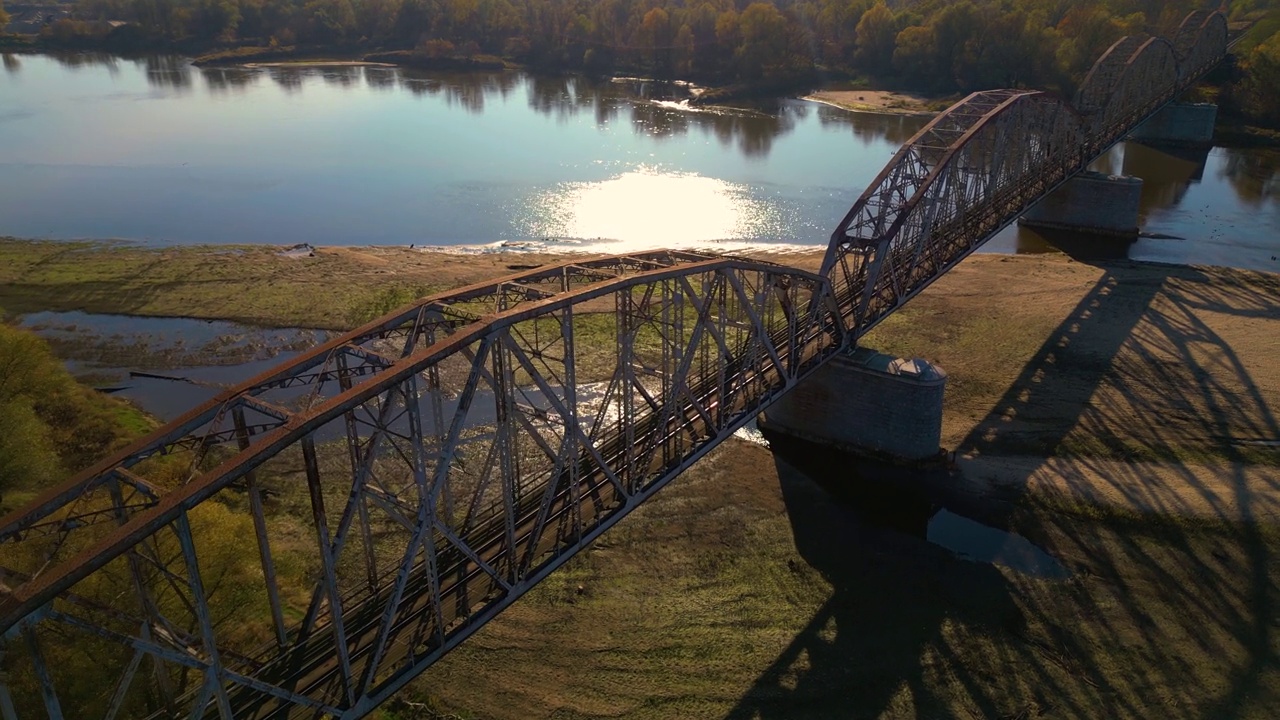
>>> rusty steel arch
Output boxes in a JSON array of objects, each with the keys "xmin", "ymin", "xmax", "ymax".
[
  {"xmin": 0, "ymin": 9, "xmax": 1231, "ymax": 720},
  {"xmin": 0, "ymin": 250, "xmax": 723, "ymax": 552},
  {"xmin": 822, "ymin": 91, "xmax": 1088, "ymax": 334},
  {"xmin": 821, "ymin": 90, "xmax": 1035, "ymax": 312},
  {"xmin": 1079, "ymin": 37, "xmax": 1180, "ymax": 134},
  {"xmin": 1, "ymin": 254, "xmax": 844, "ymax": 719},
  {"xmin": 823, "ymin": 9, "xmax": 1229, "ymax": 338},
  {"xmin": 1177, "ymin": 11, "xmax": 1229, "ymax": 81},
  {"xmin": 1075, "ymin": 35, "xmax": 1147, "ymax": 116}
]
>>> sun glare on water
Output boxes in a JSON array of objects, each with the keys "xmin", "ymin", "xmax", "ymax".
[{"xmin": 520, "ymin": 167, "xmax": 784, "ymax": 252}]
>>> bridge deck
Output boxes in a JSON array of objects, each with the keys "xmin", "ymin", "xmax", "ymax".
[{"xmin": 0, "ymin": 11, "xmax": 1229, "ymax": 719}]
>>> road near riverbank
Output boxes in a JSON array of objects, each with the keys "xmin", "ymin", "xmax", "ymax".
[{"xmin": 3, "ymin": 238, "xmax": 1278, "ymax": 718}]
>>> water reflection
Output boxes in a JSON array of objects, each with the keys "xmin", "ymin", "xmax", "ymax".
[
  {"xmin": 2, "ymin": 54, "xmax": 20, "ymax": 74},
  {"xmin": 1124, "ymin": 141, "xmax": 1209, "ymax": 214},
  {"xmin": 268, "ymin": 65, "xmax": 306, "ymax": 93},
  {"xmin": 5, "ymin": 53, "xmax": 1279, "ymax": 268},
  {"xmin": 1219, "ymin": 146, "xmax": 1280, "ymax": 207},
  {"xmin": 519, "ymin": 167, "xmax": 785, "ymax": 249},
  {"xmin": 200, "ymin": 66, "xmax": 258, "ymax": 93},
  {"xmin": 634, "ymin": 100, "xmax": 804, "ymax": 157},
  {"xmin": 364, "ymin": 65, "xmax": 398, "ymax": 91},
  {"xmin": 815, "ymin": 104, "xmax": 926, "ymax": 148},
  {"xmin": 142, "ymin": 54, "xmax": 191, "ymax": 91},
  {"xmin": 91, "ymin": 58, "xmax": 921, "ymax": 156},
  {"xmin": 320, "ymin": 65, "xmax": 362, "ymax": 87},
  {"xmin": 48, "ymin": 51, "xmax": 121, "ymax": 71}
]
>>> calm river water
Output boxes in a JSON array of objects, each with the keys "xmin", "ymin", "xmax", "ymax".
[{"xmin": 2, "ymin": 53, "xmax": 1278, "ymax": 271}]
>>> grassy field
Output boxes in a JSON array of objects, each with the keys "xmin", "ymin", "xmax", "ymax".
[
  {"xmin": 2, "ymin": 238, "xmax": 1278, "ymax": 718},
  {"xmin": 0, "ymin": 239, "xmax": 572, "ymax": 329}
]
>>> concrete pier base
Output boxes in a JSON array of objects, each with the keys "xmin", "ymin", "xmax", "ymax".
[
  {"xmin": 1128, "ymin": 102, "xmax": 1217, "ymax": 147},
  {"xmin": 1019, "ymin": 171, "xmax": 1142, "ymax": 238},
  {"xmin": 759, "ymin": 348, "xmax": 946, "ymax": 464}
]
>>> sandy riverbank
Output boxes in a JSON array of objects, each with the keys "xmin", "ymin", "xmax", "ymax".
[{"xmin": 803, "ymin": 89, "xmax": 941, "ymax": 115}]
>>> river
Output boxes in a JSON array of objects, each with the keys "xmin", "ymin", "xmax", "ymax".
[{"xmin": 2, "ymin": 52, "xmax": 1278, "ymax": 272}]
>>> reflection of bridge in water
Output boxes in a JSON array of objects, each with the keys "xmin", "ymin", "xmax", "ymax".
[{"xmin": 0, "ymin": 11, "xmax": 1230, "ymax": 719}]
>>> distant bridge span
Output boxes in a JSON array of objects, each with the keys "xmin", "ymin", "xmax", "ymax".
[{"xmin": 0, "ymin": 11, "xmax": 1227, "ymax": 719}]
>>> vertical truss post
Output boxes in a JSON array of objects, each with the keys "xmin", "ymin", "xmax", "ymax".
[
  {"xmin": 492, "ymin": 330, "xmax": 519, "ymax": 585},
  {"xmin": 357, "ymin": 375, "xmax": 444, "ymax": 698},
  {"xmin": 560, "ymin": 306, "xmax": 583, "ymax": 542},
  {"xmin": 337, "ymin": 353, "xmax": 380, "ymax": 593},
  {"xmin": 301, "ymin": 435, "xmax": 356, "ymax": 707},
  {"xmin": 406, "ymin": 373, "xmax": 447, "ymax": 651},
  {"xmin": 173, "ymin": 512, "xmax": 234, "ymax": 720},
  {"xmin": 22, "ymin": 627, "xmax": 62, "ymax": 720},
  {"xmin": 231, "ymin": 407, "xmax": 288, "ymax": 650},
  {"xmin": 0, "ymin": 641, "xmax": 18, "ymax": 720},
  {"xmin": 617, "ymin": 289, "xmax": 638, "ymax": 493},
  {"xmin": 423, "ymin": 325, "xmax": 452, "ymax": 523}
]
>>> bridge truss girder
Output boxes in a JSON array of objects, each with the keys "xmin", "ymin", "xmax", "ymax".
[
  {"xmin": 1, "ymin": 257, "xmax": 843, "ymax": 719},
  {"xmin": 0, "ymin": 9, "xmax": 1230, "ymax": 719},
  {"xmin": 821, "ymin": 10, "xmax": 1228, "ymax": 340}
]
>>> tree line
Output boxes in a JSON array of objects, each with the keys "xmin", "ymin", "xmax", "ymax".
[{"xmin": 11, "ymin": 0, "xmax": 1263, "ymax": 89}]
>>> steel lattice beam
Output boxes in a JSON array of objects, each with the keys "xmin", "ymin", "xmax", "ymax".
[{"xmin": 0, "ymin": 11, "xmax": 1229, "ymax": 719}]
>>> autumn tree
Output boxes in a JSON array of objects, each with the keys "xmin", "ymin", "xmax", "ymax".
[
  {"xmin": 854, "ymin": 1, "xmax": 895, "ymax": 74},
  {"xmin": 302, "ymin": 0, "xmax": 356, "ymax": 43},
  {"xmin": 191, "ymin": 0, "xmax": 243, "ymax": 40},
  {"xmin": 0, "ymin": 322, "xmax": 146, "ymax": 507},
  {"xmin": 893, "ymin": 24, "xmax": 937, "ymax": 86},
  {"xmin": 1234, "ymin": 29, "xmax": 1280, "ymax": 123},
  {"xmin": 639, "ymin": 6, "xmax": 674, "ymax": 74},
  {"xmin": 736, "ymin": 2, "xmax": 793, "ymax": 79}
]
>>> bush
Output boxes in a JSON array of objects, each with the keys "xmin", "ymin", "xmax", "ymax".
[{"xmin": 0, "ymin": 321, "xmax": 152, "ymax": 504}]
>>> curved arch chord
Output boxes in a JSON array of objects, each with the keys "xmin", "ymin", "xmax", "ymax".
[
  {"xmin": 0, "ymin": 251, "xmax": 723, "ymax": 558},
  {"xmin": 821, "ymin": 90, "xmax": 1031, "ymax": 318},
  {"xmin": 1174, "ymin": 10, "xmax": 1214, "ymax": 61},
  {"xmin": 1076, "ymin": 35, "xmax": 1147, "ymax": 115},
  {"xmin": 854, "ymin": 94, "xmax": 1088, "ymax": 331},
  {"xmin": 1089, "ymin": 37, "xmax": 1181, "ymax": 137},
  {"xmin": 824, "ymin": 10, "xmax": 1229, "ymax": 330},
  {"xmin": 1178, "ymin": 12, "xmax": 1228, "ymax": 84}
]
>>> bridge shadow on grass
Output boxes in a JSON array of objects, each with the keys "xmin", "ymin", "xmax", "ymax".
[
  {"xmin": 729, "ymin": 256, "xmax": 1280, "ymax": 718},
  {"xmin": 959, "ymin": 257, "xmax": 1280, "ymax": 719},
  {"xmin": 724, "ymin": 449, "xmax": 1028, "ymax": 720}
]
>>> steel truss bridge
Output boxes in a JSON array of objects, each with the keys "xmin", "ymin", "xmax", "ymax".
[{"xmin": 0, "ymin": 12, "xmax": 1228, "ymax": 719}]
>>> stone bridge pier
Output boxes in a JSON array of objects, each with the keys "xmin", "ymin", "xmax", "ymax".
[
  {"xmin": 759, "ymin": 348, "xmax": 947, "ymax": 464},
  {"xmin": 1018, "ymin": 171, "xmax": 1145, "ymax": 238},
  {"xmin": 1128, "ymin": 102, "xmax": 1218, "ymax": 147},
  {"xmin": 1018, "ymin": 102, "xmax": 1217, "ymax": 239}
]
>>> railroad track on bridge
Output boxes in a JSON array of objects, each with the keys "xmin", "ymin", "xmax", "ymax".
[{"xmin": 0, "ymin": 10, "xmax": 1229, "ymax": 719}]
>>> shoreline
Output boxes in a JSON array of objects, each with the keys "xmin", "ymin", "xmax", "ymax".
[
  {"xmin": 802, "ymin": 89, "xmax": 943, "ymax": 116},
  {"xmin": 238, "ymin": 60, "xmax": 398, "ymax": 68}
]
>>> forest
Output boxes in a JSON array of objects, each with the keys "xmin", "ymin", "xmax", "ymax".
[{"xmin": 0, "ymin": 0, "xmax": 1267, "ymax": 99}]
